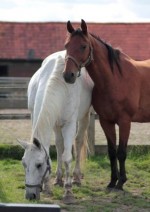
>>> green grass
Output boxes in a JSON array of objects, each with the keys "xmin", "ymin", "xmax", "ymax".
[{"xmin": 0, "ymin": 153, "xmax": 150, "ymax": 212}]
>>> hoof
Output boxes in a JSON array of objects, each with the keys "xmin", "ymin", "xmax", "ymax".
[
  {"xmin": 63, "ymin": 191, "xmax": 76, "ymax": 204},
  {"xmin": 106, "ymin": 187, "xmax": 113, "ymax": 192},
  {"xmin": 53, "ymin": 179, "xmax": 64, "ymax": 187},
  {"xmin": 115, "ymin": 182, "xmax": 124, "ymax": 191},
  {"xmin": 42, "ymin": 189, "xmax": 53, "ymax": 196},
  {"xmin": 115, "ymin": 185, "xmax": 124, "ymax": 191},
  {"xmin": 72, "ymin": 174, "xmax": 82, "ymax": 186},
  {"xmin": 106, "ymin": 186, "xmax": 124, "ymax": 193},
  {"xmin": 107, "ymin": 181, "xmax": 117, "ymax": 189},
  {"xmin": 80, "ymin": 173, "xmax": 84, "ymax": 179},
  {"xmin": 72, "ymin": 179, "xmax": 81, "ymax": 186}
]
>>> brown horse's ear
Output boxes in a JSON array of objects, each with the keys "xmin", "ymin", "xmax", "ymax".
[
  {"xmin": 81, "ymin": 19, "xmax": 87, "ymax": 35},
  {"xmin": 33, "ymin": 138, "xmax": 41, "ymax": 149},
  {"xmin": 67, "ymin": 21, "xmax": 75, "ymax": 33}
]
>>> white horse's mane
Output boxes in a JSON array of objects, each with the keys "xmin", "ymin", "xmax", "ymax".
[{"xmin": 32, "ymin": 55, "xmax": 69, "ymax": 143}]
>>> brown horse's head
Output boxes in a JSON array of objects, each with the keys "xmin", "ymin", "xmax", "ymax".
[{"xmin": 63, "ymin": 19, "xmax": 93, "ymax": 83}]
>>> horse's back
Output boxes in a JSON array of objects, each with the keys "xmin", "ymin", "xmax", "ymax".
[
  {"xmin": 135, "ymin": 59, "xmax": 150, "ymax": 67},
  {"xmin": 128, "ymin": 59, "xmax": 150, "ymax": 122}
]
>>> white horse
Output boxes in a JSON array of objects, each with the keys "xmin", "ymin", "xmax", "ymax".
[{"xmin": 18, "ymin": 50, "xmax": 93, "ymax": 204}]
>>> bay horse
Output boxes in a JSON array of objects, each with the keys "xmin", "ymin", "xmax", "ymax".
[
  {"xmin": 18, "ymin": 50, "xmax": 93, "ymax": 203},
  {"xmin": 63, "ymin": 19, "xmax": 150, "ymax": 190}
]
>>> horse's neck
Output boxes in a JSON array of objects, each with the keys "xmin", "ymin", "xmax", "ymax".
[
  {"xmin": 32, "ymin": 76, "xmax": 68, "ymax": 148},
  {"xmin": 87, "ymin": 38, "xmax": 113, "ymax": 88},
  {"xmin": 32, "ymin": 112, "xmax": 53, "ymax": 149}
]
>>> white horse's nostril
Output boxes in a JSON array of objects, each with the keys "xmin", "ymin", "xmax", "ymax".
[
  {"xmin": 29, "ymin": 193, "xmax": 36, "ymax": 200},
  {"xmin": 71, "ymin": 72, "xmax": 75, "ymax": 77},
  {"xmin": 32, "ymin": 193, "xmax": 36, "ymax": 199}
]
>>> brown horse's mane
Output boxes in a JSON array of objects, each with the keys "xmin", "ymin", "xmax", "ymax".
[{"xmin": 90, "ymin": 33, "xmax": 122, "ymax": 74}]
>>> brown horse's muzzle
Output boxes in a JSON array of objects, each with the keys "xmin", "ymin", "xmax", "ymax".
[{"xmin": 63, "ymin": 71, "xmax": 77, "ymax": 84}]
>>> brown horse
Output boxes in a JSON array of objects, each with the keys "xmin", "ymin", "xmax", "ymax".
[{"xmin": 63, "ymin": 19, "xmax": 150, "ymax": 190}]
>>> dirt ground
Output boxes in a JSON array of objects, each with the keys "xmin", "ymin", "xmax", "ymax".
[{"xmin": 0, "ymin": 109, "xmax": 150, "ymax": 145}]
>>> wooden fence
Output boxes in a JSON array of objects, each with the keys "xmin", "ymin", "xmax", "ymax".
[{"xmin": 0, "ymin": 77, "xmax": 30, "ymax": 109}]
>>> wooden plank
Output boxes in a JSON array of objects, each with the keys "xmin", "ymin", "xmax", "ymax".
[
  {"xmin": 0, "ymin": 85, "xmax": 27, "ymax": 90},
  {"xmin": 0, "ymin": 77, "xmax": 30, "ymax": 83},
  {"xmin": 0, "ymin": 203, "xmax": 60, "ymax": 212},
  {"xmin": 0, "ymin": 113, "xmax": 30, "ymax": 119},
  {"xmin": 0, "ymin": 93, "xmax": 27, "ymax": 98},
  {"xmin": 0, "ymin": 99, "xmax": 27, "ymax": 109}
]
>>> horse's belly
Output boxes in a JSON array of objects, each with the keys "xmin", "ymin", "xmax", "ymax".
[
  {"xmin": 132, "ymin": 109, "xmax": 150, "ymax": 123},
  {"xmin": 133, "ymin": 90, "xmax": 150, "ymax": 122}
]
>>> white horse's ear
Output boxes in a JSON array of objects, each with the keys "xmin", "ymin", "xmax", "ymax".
[
  {"xmin": 17, "ymin": 139, "xmax": 29, "ymax": 149},
  {"xmin": 33, "ymin": 138, "xmax": 41, "ymax": 149}
]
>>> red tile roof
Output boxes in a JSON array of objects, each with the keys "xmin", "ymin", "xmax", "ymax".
[{"xmin": 0, "ymin": 21, "xmax": 149, "ymax": 60}]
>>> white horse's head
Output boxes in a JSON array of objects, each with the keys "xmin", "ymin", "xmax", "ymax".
[{"xmin": 18, "ymin": 138, "xmax": 51, "ymax": 200}]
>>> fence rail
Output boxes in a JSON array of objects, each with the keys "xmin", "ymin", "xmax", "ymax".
[{"xmin": 0, "ymin": 77, "xmax": 30, "ymax": 109}]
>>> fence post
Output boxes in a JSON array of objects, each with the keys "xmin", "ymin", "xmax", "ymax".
[{"xmin": 87, "ymin": 108, "xmax": 95, "ymax": 156}]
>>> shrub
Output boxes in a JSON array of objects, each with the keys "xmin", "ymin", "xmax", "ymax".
[{"xmin": 0, "ymin": 144, "xmax": 57, "ymax": 160}]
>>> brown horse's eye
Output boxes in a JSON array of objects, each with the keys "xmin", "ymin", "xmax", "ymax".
[{"xmin": 81, "ymin": 45, "xmax": 87, "ymax": 50}]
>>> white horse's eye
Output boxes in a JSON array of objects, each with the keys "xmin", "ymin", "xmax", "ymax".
[{"xmin": 36, "ymin": 163, "xmax": 42, "ymax": 169}]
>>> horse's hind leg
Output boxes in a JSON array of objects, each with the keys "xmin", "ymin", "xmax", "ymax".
[
  {"xmin": 100, "ymin": 119, "xmax": 118, "ymax": 189},
  {"xmin": 54, "ymin": 126, "xmax": 64, "ymax": 186},
  {"xmin": 72, "ymin": 111, "xmax": 90, "ymax": 186}
]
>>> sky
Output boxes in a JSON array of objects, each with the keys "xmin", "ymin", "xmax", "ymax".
[{"xmin": 0, "ymin": 0, "xmax": 150, "ymax": 23}]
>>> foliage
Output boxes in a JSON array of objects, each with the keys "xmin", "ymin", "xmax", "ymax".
[
  {"xmin": 0, "ymin": 145, "xmax": 24, "ymax": 160},
  {"xmin": 0, "ymin": 144, "xmax": 57, "ymax": 160}
]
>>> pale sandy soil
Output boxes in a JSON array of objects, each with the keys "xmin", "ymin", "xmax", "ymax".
[{"xmin": 0, "ymin": 114, "xmax": 149, "ymax": 145}]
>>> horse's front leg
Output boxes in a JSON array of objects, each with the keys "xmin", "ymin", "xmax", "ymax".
[
  {"xmin": 116, "ymin": 117, "xmax": 131, "ymax": 190},
  {"xmin": 54, "ymin": 126, "xmax": 64, "ymax": 187},
  {"xmin": 100, "ymin": 118, "xmax": 118, "ymax": 189},
  {"xmin": 62, "ymin": 121, "xmax": 76, "ymax": 204},
  {"xmin": 73, "ymin": 111, "xmax": 90, "ymax": 186}
]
